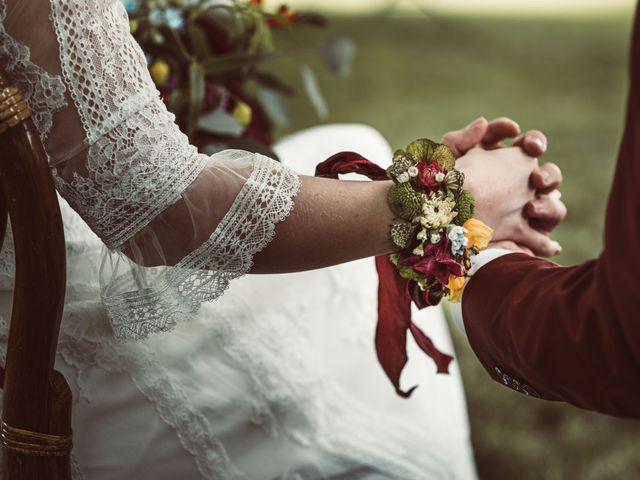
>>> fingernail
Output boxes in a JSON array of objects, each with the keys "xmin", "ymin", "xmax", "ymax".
[
  {"xmin": 551, "ymin": 241, "xmax": 562, "ymax": 253},
  {"xmin": 540, "ymin": 170, "xmax": 550, "ymax": 183},
  {"xmin": 549, "ymin": 190, "xmax": 562, "ymax": 200},
  {"xmin": 534, "ymin": 137, "xmax": 546, "ymax": 151}
]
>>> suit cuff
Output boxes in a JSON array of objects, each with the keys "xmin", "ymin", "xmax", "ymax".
[{"xmin": 449, "ymin": 248, "xmax": 514, "ymax": 335}]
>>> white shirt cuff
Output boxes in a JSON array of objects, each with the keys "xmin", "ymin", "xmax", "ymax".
[{"xmin": 449, "ymin": 248, "xmax": 514, "ymax": 336}]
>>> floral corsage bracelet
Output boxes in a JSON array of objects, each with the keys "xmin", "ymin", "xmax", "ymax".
[{"xmin": 316, "ymin": 139, "xmax": 492, "ymax": 397}]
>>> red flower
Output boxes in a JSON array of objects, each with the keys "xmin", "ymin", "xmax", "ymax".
[
  {"xmin": 401, "ymin": 237, "xmax": 463, "ymax": 285},
  {"xmin": 416, "ymin": 160, "xmax": 447, "ymax": 191},
  {"xmin": 268, "ymin": 5, "xmax": 297, "ymax": 28},
  {"xmin": 408, "ymin": 281, "xmax": 430, "ymax": 309}
]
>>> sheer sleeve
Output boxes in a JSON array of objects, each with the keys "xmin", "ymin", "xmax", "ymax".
[{"xmin": 0, "ymin": 0, "xmax": 300, "ymax": 339}]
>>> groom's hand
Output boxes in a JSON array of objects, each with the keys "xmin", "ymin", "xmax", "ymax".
[{"xmin": 442, "ymin": 117, "xmax": 566, "ymax": 257}]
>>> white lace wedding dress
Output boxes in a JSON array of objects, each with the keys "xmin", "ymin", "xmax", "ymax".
[{"xmin": 0, "ymin": 1, "xmax": 476, "ymax": 478}]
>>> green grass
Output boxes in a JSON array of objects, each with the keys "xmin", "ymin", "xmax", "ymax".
[{"xmin": 269, "ymin": 13, "xmax": 640, "ymax": 480}]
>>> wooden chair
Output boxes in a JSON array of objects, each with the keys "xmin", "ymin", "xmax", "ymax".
[{"xmin": 0, "ymin": 69, "xmax": 72, "ymax": 478}]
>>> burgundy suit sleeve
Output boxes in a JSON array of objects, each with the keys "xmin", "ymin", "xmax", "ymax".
[{"xmin": 462, "ymin": 6, "xmax": 640, "ymax": 418}]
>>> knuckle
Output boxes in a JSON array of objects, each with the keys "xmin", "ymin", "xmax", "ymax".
[
  {"xmin": 526, "ymin": 129, "xmax": 545, "ymax": 139},
  {"xmin": 513, "ymin": 221, "xmax": 527, "ymax": 236},
  {"xmin": 557, "ymin": 201, "xmax": 568, "ymax": 219},
  {"xmin": 491, "ymin": 116, "xmax": 512, "ymax": 124},
  {"xmin": 441, "ymin": 132, "xmax": 457, "ymax": 146}
]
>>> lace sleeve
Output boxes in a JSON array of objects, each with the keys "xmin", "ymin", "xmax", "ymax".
[{"xmin": 1, "ymin": 0, "xmax": 300, "ymax": 339}]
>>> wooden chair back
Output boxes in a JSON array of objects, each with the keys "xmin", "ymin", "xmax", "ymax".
[{"xmin": 0, "ymin": 69, "xmax": 72, "ymax": 478}]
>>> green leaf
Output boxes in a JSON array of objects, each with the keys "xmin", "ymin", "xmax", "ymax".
[
  {"xmin": 187, "ymin": 61, "xmax": 205, "ymax": 139},
  {"xmin": 252, "ymin": 71, "xmax": 295, "ymax": 95},
  {"xmin": 248, "ymin": 10, "xmax": 268, "ymax": 54},
  {"xmin": 299, "ymin": 64, "xmax": 328, "ymax": 119},
  {"xmin": 319, "ymin": 35, "xmax": 357, "ymax": 77},
  {"xmin": 201, "ymin": 51, "xmax": 278, "ymax": 76},
  {"xmin": 188, "ymin": 24, "xmax": 211, "ymax": 60},
  {"xmin": 258, "ymin": 88, "xmax": 289, "ymax": 126},
  {"xmin": 167, "ymin": 89, "xmax": 188, "ymax": 116},
  {"xmin": 197, "ymin": 110, "xmax": 245, "ymax": 137}
]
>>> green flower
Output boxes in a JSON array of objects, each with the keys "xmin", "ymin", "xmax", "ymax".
[
  {"xmin": 453, "ymin": 189, "xmax": 476, "ymax": 226},
  {"xmin": 388, "ymin": 183, "xmax": 424, "ymax": 221}
]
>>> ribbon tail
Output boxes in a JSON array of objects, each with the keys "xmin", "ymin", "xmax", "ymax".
[
  {"xmin": 315, "ymin": 152, "xmax": 389, "ymax": 180},
  {"xmin": 409, "ymin": 321, "xmax": 454, "ymax": 374},
  {"xmin": 375, "ymin": 255, "xmax": 417, "ymax": 398}
]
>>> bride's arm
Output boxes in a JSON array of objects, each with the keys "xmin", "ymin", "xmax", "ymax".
[
  {"xmin": 0, "ymin": 0, "xmax": 556, "ymax": 275},
  {"xmin": 1, "ymin": 0, "xmax": 563, "ymax": 341}
]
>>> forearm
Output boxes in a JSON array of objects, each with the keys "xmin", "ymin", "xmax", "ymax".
[
  {"xmin": 253, "ymin": 175, "xmax": 396, "ymax": 273},
  {"xmin": 123, "ymin": 165, "xmax": 397, "ymax": 273}
]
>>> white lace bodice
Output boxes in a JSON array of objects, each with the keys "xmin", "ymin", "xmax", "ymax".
[{"xmin": 0, "ymin": 0, "xmax": 299, "ymax": 338}]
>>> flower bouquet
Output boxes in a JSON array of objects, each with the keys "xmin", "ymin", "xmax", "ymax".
[{"xmin": 123, "ymin": 0, "xmax": 356, "ymax": 156}]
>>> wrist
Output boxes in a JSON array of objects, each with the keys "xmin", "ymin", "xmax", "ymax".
[{"xmin": 383, "ymin": 139, "xmax": 492, "ymax": 305}]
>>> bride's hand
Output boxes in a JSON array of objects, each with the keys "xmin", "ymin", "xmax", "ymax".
[{"xmin": 442, "ymin": 117, "xmax": 565, "ymax": 257}]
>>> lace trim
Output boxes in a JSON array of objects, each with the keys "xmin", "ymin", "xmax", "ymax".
[
  {"xmin": 0, "ymin": 1, "xmax": 67, "ymax": 143},
  {"xmin": 103, "ymin": 154, "xmax": 300, "ymax": 340},
  {"xmin": 52, "ymin": 98, "xmax": 210, "ymax": 248}
]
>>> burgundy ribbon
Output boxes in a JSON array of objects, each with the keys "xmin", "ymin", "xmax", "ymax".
[{"xmin": 316, "ymin": 152, "xmax": 454, "ymax": 397}]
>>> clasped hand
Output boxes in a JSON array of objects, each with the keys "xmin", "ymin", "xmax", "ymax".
[{"xmin": 443, "ymin": 117, "xmax": 566, "ymax": 257}]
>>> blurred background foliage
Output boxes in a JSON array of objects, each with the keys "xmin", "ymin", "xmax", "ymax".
[
  {"xmin": 123, "ymin": 0, "xmax": 356, "ymax": 154},
  {"xmin": 264, "ymin": 6, "xmax": 640, "ymax": 480},
  {"xmin": 127, "ymin": 0, "xmax": 640, "ymax": 477}
]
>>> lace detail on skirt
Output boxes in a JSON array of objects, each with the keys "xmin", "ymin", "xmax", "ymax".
[
  {"xmin": 103, "ymin": 154, "xmax": 300, "ymax": 340},
  {"xmin": 56, "ymin": 314, "xmax": 243, "ymax": 480},
  {"xmin": 128, "ymin": 362, "xmax": 243, "ymax": 480},
  {"xmin": 0, "ymin": 1, "xmax": 67, "ymax": 143}
]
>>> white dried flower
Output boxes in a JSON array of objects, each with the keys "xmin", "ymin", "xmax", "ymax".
[
  {"xmin": 408, "ymin": 166, "xmax": 419, "ymax": 177},
  {"xmin": 397, "ymin": 172, "xmax": 410, "ymax": 183},
  {"xmin": 421, "ymin": 194, "xmax": 457, "ymax": 229},
  {"xmin": 417, "ymin": 229, "xmax": 427, "ymax": 241},
  {"xmin": 430, "ymin": 232, "xmax": 441, "ymax": 244},
  {"xmin": 412, "ymin": 244, "xmax": 424, "ymax": 256},
  {"xmin": 435, "ymin": 172, "xmax": 446, "ymax": 183}
]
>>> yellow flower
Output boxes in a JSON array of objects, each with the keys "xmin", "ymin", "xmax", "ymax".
[
  {"xmin": 233, "ymin": 100, "xmax": 253, "ymax": 126},
  {"xmin": 463, "ymin": 218, "xmax": 493, "ymax": 251},
  {"xmin": 447, "ymin": 275, "xmax": 465, "ymax": 303},
  {"xmin": 149, "ymin": 59, "xmax": 170, "ymax": 88}
]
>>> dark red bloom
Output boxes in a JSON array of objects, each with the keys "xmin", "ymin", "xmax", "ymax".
[
  {"xmin": 401, "ymin": 237, "xmax": 463, "ymax": 285},
  {"xmin": 408, "ymin": 280, "xmax": 430, "ymax": 309},
  {"xmin": 416, "ymin": 160, "xmax": 447, "ymax": 191},
  {"xmin": 268, "ymin": 5, "xmax": 297, "ymax": 28}
]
